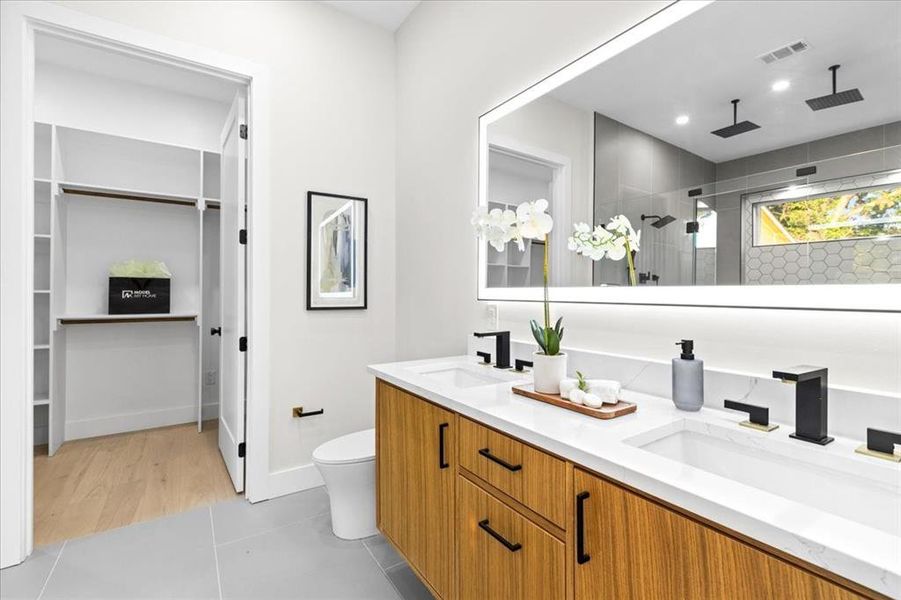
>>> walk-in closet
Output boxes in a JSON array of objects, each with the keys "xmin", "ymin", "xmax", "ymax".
[{"xmin": 30, "ymin": 31, "xmax": 247, "ymax": 544}]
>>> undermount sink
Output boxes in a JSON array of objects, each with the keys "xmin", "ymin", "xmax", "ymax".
[
  {"xmin": 409, "ymin": 361, "xmax": 524, "ymax": 389},
  {"xmin": 627, "ymin": 419, "xmax": 901, "ymax": 537}
]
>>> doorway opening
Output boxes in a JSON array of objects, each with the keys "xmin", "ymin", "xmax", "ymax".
[{"xmin": 29, "ymin": 30, "xmax": 248, "ymax": 546}]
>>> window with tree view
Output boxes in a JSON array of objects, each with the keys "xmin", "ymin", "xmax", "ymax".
[{"xmin": 754, "ymin": 184, "xmax": 901, "ymax": 246}]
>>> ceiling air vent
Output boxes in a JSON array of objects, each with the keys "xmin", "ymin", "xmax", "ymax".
[{"xmin": 757, "ymin": 39, "xmax": 809, "ymax": 65}]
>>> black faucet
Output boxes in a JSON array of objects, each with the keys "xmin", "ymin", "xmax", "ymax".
[
  {"xmin": 473, "ymin": 331, "xmax": 511, "ymax": 370},
  {"xmin": 772, "ymin": 366, "xmax": 833, "ymax": 445}
]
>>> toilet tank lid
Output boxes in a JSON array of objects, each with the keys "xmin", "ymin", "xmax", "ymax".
[{"xmin": 313, "ymin": 428, "xmax": 375, "ymax": 465}]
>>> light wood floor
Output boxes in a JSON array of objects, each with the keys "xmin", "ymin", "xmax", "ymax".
[{"xmin": 34, "ymin": 420, "xmax": 239, "ymax": 546}]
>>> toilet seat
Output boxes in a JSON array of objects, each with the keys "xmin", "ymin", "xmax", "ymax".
[{"xmin": 312, "ymin": 428, "xmax": 375, "ymax": 465}]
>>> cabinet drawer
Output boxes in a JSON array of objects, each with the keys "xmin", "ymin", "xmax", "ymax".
[
  {"xmin": 458, "ymin": 476, "xmax": 564, "ymax": 600},
  {"xmin": 458, "ymin": 417, "xmax": 566, "ymax": 527}
]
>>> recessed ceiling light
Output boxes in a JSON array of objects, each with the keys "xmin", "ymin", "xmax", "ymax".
[
  {"xmin": 675, "ymin": 115, "xmax": 690, "ymax": 126},
  {"xmin": 772, "ymin": 80, "xmax": 791, "ymax": 92}
]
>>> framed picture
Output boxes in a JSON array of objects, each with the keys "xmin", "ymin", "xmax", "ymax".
[{"xmin": 306, "ymin": 191, "xmax": 368, "ymax": 310}]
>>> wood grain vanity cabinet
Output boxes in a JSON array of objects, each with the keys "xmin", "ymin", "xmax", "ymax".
[
  {"xmin": 458, "ymin": 417, "xmax": 567, "ymax": 528},
  {"xmin": 375, "ymin": 379, "xmax": 880, "ymax": 600},
  {"xmin": 376, "ymin": 381, "xmax": 455, "ymax": 599},
  {"xmin": 573, "ymin": 468, "xmax": 865, "ymax": 600},
  {"xmin": 457, "ymin": 476, "xmax": 565, "ymax": 600}
]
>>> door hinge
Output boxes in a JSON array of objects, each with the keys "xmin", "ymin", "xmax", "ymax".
[
  {"xmin": 239, "ymin": 229, "xmax": 247, "ymax": 245},
  {"xmin": 239, "ymin": 124, "xmax": 248, "ymax": 139},
  {"xmin": 239, "ymin": 336, "xmax": 247, "ymax": 352},
  {"xmin": 238, "ymin": 442, "xmax": 246, "ymax": 458}
]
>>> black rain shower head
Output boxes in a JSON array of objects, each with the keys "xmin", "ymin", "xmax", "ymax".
[
  {"xmin": 641, "ymin": 214, "xmax": 676, "ymax": 229},
  {"xmin": 805, "ymin": 65, "xmax": 863, "ymax": 111},
  {"xmin": 711, "ymin": 99, "xmax": 760, "ymax": 138}
]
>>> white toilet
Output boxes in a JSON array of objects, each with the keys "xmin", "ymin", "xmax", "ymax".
[{"xmin": 312, "ymin": 428, "xmax": 377, "ymax": 540}]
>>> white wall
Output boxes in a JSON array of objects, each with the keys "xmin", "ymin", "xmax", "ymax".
[
  {"xmin": 57, "ymin": 1, "xmax": 398, "ymax": 489},
  {"xmin": 35, "ymin": 63, "xmax": 228, "ymax": 151},
  {"xmin": 395, "ymin": 1, "xmax": 900, "ymax": 396}
]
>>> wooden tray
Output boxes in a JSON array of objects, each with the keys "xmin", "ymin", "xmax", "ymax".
[{"xmin": 512, "ymin": 384, "xmax": 637, "ymax": 420}]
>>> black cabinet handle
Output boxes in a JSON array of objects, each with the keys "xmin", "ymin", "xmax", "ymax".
[
  {"xmin": 576, "ymin": 491, "xmax": 590, "ymax": 564},
  {"xmin": 438, "ymin": 423, "xmax": 449, "ymax": 469},
  {"xmin": 210, "ymin": 327, "xmax": 221, "ymax": 336},
  {"xmin": 478, "ymin": 448, "xmax": 522, "ymax": 472},
  {"xmin": 478, "ymin": 519, "xmax": 522, "ymax": 552}
]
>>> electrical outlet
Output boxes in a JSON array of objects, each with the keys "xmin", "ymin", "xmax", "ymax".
[
  {"xmin": 486, "ymin": 304, "xmax": 499, "ymax": 329},
  {"xmin": 205, "ymin": 371, "xmax": 217, "ymax": 386}
]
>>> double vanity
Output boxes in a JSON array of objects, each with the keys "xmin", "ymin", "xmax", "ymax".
[{"xmin": 369, "ymin": 356, "xmax": 899, "ymax": 600}]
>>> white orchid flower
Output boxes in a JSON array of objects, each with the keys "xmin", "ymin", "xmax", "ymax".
[
  {"xmin": 607, "ymin": 215, "xmax": 641, "ymax": 251},
  {"xmin": 568, "ymin": 222, "xmax": 618, "ymax": 261},
  {"xmin": 568, "ymin": 213, "xmax": 640, "ymax": 285},
  {"xmin": 568, "ymin": 215, "xmax": 641, "ymax": 262},
  {"xmin": 471, "ymin": 206, "xmax": 510, "ymax": 249},
  {"xmin": 605, "ymin": 236, "xmax": 628, "ymax": 261},
  {"xmin": 483, "ymin": 208, "xmax": 517, "ymax": 251},
  {"xmin": 516, "ymin": 198, "xmax": 554, "ymax": 240}
]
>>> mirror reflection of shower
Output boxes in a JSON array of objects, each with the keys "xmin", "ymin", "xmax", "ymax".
[
  {"xmin": 637, "ymin": 214, "xmax": 677, "ymax": 285},
  {"xmin": 640, "ymin": 214, "xmax": 676, "ymax": 229}
]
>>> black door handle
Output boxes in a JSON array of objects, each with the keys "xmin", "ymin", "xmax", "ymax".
[
  {"xmin": 576, "ymin": 491, "xmax": 590, "ymax": 564},
  {"xmin": 478, "ymin": 519, "xmax": 522, "ymax": 552},
  {"xmin": 438, "ymin": 423, "xmax": 449, "ymax": 469},
  {"xmin": 479, "ymin": 448, "xmax": 522, "ymax": 472},
  {"xmin": 210, "ymin": 327, "xmax": 221, "ymax": 336}
]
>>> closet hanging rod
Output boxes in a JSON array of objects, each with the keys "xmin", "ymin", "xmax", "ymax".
[
  {"xmin": 59, "ymin": 184, "xmax": 198, "ymax": 208},
  {"xmin": 58, "ymin": 314, "xmax": 197, "ymax": 325}
]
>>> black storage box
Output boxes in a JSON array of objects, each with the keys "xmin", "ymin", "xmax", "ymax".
[{"xmin": 108, "ymin": 277, "xmax": 170, "ymax": 314}]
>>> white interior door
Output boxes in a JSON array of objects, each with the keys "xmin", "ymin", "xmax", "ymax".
[{"xmin": 218, "ymin": 92, "xmax": 247, "ymax": 492}]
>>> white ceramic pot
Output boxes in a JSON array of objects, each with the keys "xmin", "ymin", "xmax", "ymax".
[{"xmin": 532, "ymin": 352, "xmax": 567, "ymax": 394}]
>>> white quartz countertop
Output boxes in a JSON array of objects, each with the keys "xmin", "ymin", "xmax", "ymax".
[{"xmin": 369, "ymin": 356, "xmax": 900, "ymax": 598}]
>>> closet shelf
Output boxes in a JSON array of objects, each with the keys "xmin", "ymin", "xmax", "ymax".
[
  {"xmin": 34, "ymin": 344, "xmax": 50, "ymax": 350},
  {"xmin": 34, "ymin": 234, "xmax": 51, "ymax": 240},
  {"xmin": 58, "ymin": 313, "xmax": 198, "ymax": 325},
  {"xmin": 34, "ymin": 397, "xmax": 50, "ymax": 406},
  {"xmin": 59, "ymin": 182, "xmax": 199, "ymax": 208}
]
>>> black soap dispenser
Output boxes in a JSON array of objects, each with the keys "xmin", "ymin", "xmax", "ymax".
[{"xmin": 672, "ymin": 339, "xmax": 704, "ymax": 411}]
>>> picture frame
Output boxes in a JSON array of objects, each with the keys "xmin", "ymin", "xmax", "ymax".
[{"xmin": 306, "ymin": 191, "xmax": 368, "ymax": 310}]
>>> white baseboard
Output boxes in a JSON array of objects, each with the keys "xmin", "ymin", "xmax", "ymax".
[
  {"xmin": 267, "ymin": 463, "xmax": 324, "ymax": 500},
  {"xmin": 66, "ymin": 402, "xmax": 219, "ymax": 440}
]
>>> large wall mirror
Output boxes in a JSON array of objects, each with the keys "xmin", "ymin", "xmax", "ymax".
[{"xmin": 478, "ymin": 1, "xmax": 899, "ymax": 311}]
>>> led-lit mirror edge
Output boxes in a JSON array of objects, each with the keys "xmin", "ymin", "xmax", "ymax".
[{"xmin": 476, "ymin": 0, "xmax": 899, "ymax": 313}]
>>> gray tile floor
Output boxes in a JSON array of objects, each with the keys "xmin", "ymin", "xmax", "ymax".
[{"xmin": 0, "ymin": 487, "xmax": 434, "ymax": 600}]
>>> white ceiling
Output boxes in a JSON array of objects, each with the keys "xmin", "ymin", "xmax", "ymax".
[
  {"xmin": 549, "ymin": 1, "xmax": 901, "ymax": 163},
  {"xmin": 35, "ymin": 33, "xmax": 240, "ymax": 104},
  {"xmin": 320, "ymin": 1, "xmax": 420, "ymax": 32}
]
